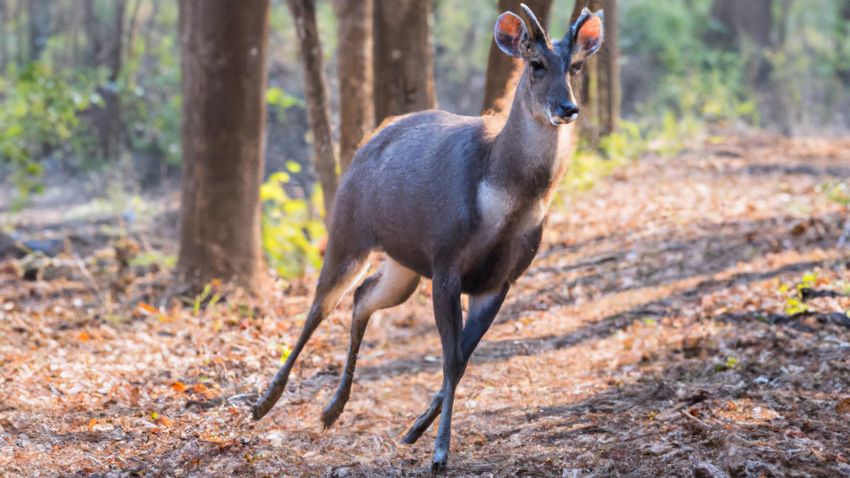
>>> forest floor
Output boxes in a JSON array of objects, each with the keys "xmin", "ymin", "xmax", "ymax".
[{"xmin": 2, "ymin": 131, "xmax": 850, "ymax": 478}]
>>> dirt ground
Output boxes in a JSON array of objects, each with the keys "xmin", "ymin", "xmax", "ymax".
[{"xmin": 2, "ymin": 132, "xmax": 850, "ymax": 477}]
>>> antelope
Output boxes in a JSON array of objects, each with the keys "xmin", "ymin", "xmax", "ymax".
[{"xmin": 253, "ymin": 4, "xmax": 605, "ymax": 472}]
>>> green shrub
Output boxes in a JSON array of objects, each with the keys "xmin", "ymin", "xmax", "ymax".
[
  {"xmin": 0, "ymin": 63, "xmax": 101, "ymax": 208},
  {"xmin": 260, "ymin": 165, "xmax": 325, "ymax": 279}
]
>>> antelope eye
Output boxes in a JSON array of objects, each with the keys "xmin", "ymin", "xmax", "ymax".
[
  {"xmin": 570, "ymin": 62, "xmax": 583, "ymax": 74},
  {"xmin": 530, "ymin": 60, "xmax": 546, "ymax": 78}
]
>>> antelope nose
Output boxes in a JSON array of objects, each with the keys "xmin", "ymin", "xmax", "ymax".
[{"xmin": 556, "ymin": 102, "xmax": 580, "ymax": 121}]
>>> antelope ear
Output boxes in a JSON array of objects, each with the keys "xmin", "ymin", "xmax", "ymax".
[
  {"xmin": 494, "ymin": 11, "xmax": 527, "ymax": 58},
  {"xmin": 572, "ymin": 8, "xmax": 604, "ymax": 62}
]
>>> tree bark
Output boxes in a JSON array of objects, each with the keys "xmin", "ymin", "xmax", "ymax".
[
  {"xmin": 373, "ymin": 0, "xmax": 436, "ymax": 124},
  {"xmin": 334, "ymin": 0, "xmax": 374, "ymax": 174},
  {"xmin": 177, "ymin": 0, "xmax": 269, "ymax": 293},
  {"xmin": 481, "ymin": 0, "xmax": 552, "ymax": 114},
  {"xmin": 595, "ymin": 0, "xmax": 619, "ymax": 135},
  {"xmin": 83, "ymin": 0, "xmax": 101, "ymax": 68},
  {"xmin": 0, "ymin": 0, "xmax": 7, "ymax": 70},
  {"xmin": 570, "ymin": 0, "xmax": 620, "ymax": 145},
  {"xmin": 287, "ymin": 0, "xmax": 338, "ymax": 221},
  {"xmin": 27, "ymin": 0, "xmax": 51, "ymax": 62},
  {"xmin": 709, "ymin": 0, "xmax": 773, "ymax": 90}
]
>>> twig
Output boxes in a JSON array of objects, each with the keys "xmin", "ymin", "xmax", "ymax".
[
  {"xmin": 226, "ymin": 393, "xmax": 259, "ymax": 405},
  {"xmin": 73, "ymin": 253, "xmax": 105, "ymax": 305}
]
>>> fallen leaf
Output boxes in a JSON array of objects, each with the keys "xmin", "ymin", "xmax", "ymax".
[
  {"xmin": 78, "ymin": 331, "xmax": 91, "ymax": 342},
  {"xmin": 137, "ymin": 302, "xmax": 158, "ymax": 315},
  {"xmin": 836, "ymin": 398, "xmax": 850, "ymax": 414},
  {"xmin": 86, "ymin": 418, "xmax": 98, "ymax": 432},
  {"xmin": 171, "ymin": 381, "xmax": 188, "ymax": 393},
  {"xmin": 192, "ymin": 383, "xmax": 210, "ymax": 396}
]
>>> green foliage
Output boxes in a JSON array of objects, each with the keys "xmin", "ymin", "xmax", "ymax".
[
  {"xmin": 820, "ymin": 181, "xmax": 850, "ymax": 207},
  {"xmin": 779, "ymin": 271, "xmax": 818, "ymax": 316},
  {"xmin": 266, "ymin": 87, "xmax": 300, "ymax": 111},
  {"xmin": 260, "ymin": 165, "xmax": 325, "ymax": 279},
  {"xmin": 623, "ymin": 0, "xmax": 758, "ymax": 130},
  {"xmin": 0, "ymin": 63, "xmax": 101, "ymax": 208},
  {"xmin": 121, "ymin": 3, "xmax": 183, "ymax": 166}
]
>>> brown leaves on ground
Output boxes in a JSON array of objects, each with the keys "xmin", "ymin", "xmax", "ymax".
[{"xmin": 1, "ymin": 131, "xmax": 850, "ymax": 477}]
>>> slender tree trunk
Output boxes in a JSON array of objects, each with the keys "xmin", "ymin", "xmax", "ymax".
[
  {"xmin": 125, "ymin": 0, "xmax": 142, "ymax": 67},
  {"xmin": 83, "ymin": 0, "xmax": 101, "ymax": 67},
  {"xmin": 27, "ymin": 0, "xmax": 51, "ymax": 62},
  {"xmin": 481, "ymin": 0, "xmax": 552, "ymax": 114},
  {"xmin": 0, "ymin": 0, "xmax": 7, "ymax": 70},
  {"xmin": 570, "ymin": 0, "xmax": 619, "ymax": 145},
  {"xmin": 838, "ymin": 0, "xmax": 850, "ymax": 85},
  {"xmin": 107, "ymin": 0, "xmax": 126, "ymax": 81},
  {"xmin": 177, "ymin": 0, "xmax": 270, "ymax": 293},
  {"xmin": 287, "ymin": 0, "xmax": 338, "ymax": 221},
  {"xmin": 334, "ymin": 0, "xmax": 374, "ymax": 174},
  {"xmin": 373, "ymin": 0, "xmax": 436, "ymax": 123},
  {"xmin": 595, "ymin": 0, "xmax": 619, "ymax": 135}
]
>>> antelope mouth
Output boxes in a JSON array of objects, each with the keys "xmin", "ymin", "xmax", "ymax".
[{"xmin": 547, "ymin": 110, "xmax": 579, "ymax": 126}]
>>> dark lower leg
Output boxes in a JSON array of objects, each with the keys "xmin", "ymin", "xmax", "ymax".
[
  {"xmin": 430, "ymin": 269, "xmax": 464, "ymax": 473},
  {"xmin": 321, "ymin": 260, "xmax": 420, "ymax": 428},
  {"xmin": 320, "ymin": 305, "xmax": 370, "ymax": 428},
  {"xmin": 402, "ymin": 285, "xmax": 509, "ymax": 444},
  {"xmin": 252, "ymin": 256, "xmax": 367, "ymax": 420}
]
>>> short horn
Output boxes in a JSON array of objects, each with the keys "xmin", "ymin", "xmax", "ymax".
[{"xmin": 519, "ymin": 3, "xmax": 547, "ymax": 43}]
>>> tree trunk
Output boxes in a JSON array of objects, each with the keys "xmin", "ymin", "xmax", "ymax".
[
  {"xmin": 27, "ymin": 0, "xmax": 51, "ymax": 62},
  {"xmin": 83, "ymin": 0, "xmax": 101, "ymax": 68},
  {"xmin": 287, "ymin": 0, "xmax": 338, "ymax": 221},
  {"xmin": 595, "ymin": 0, "xmax": 620, "ymax": 135},
  {"xmin": 709, "ymin": 0, "xmax": 773, "ymax": 89},
  {"xmin": 177, "ymin": 0, "xmax": 269, "ymax": 293},
  {"xmin": 0, "ymin": 0, "xmax": 7, "ymax": 70},
  {"xmin": 838, "ymin": 0, "xmax": 850, "ymax": 85},
  {"xmin": 334, "ymin": 0, "xmax": 374, "ymax": 174},
  {"xmin": 107, "ymin": 0, "xmax": 126, "ymax": 81},
  {"xmin": 570, "ymin": 0, "xmax": 619, "ymax": 146},
  {"xmin": 481, "ymin": 0, "xmax": 552, "ymax": 114},
  {"xmin": 373, "ymin": 0, "xmax": 436, "ymax": 124}
]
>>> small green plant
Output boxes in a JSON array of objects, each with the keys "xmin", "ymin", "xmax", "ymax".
[
  {"xmin": 779, "ymin": 271, "xmax": 818, "ymax": 316},
  {"xmin": 0, "ymin": 63, "xmax": 101, "ymax": 208},
  {"xmin": 260, "ymin": 164, "xmax": 326, "ymax": 279}
]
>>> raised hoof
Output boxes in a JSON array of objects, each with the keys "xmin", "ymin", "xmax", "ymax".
[
  {"xmin": 400, "ymin": 428, "xmax": 421, "ymax": 445},
  {"xmin": 320, "ymin": 402, "xmax": 344, "ymax": 430},
  {"xmin": 431, "ymin": 456, "xmax": 448, "ymax": 474},
  {"xmin": 251, "ymin": 404, "xmax": 264, "ymax": 421}
]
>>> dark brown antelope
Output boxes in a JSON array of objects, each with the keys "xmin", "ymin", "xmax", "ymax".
[{"xmin": 253, "ymin": 4, "xmax": 604, "ymax": 472}]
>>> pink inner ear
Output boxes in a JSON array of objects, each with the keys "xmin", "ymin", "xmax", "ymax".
[
  {"xmin": 577, "ymin": 15, "xmax": 602, "ymax": 50},
  {"xmin": 497, "ymin": 13, "xmax": 522, "ymax": 39}
]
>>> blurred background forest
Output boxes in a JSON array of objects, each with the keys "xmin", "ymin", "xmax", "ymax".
[
  {"xmin": 2, "ymin": 2, "xmax": 850, "ymax": 476},
  {"xmin": 1, "ymin": 0, "xmax": 849, "ymax": 282}
]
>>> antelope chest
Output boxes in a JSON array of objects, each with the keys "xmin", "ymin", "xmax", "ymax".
[{"xmin": 475, "ymin": 182, "xmax": 546, "ymax": 242}]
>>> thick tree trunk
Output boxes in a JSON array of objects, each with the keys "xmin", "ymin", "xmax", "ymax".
[
  {"xmin": 373, "ymin": 0, "xmax": 436, "ymax": 123},
  {"xmin": 481, "ymin": 0, "xmax": 552, "ymax": 114},
  {"xmin": 287, "ymin": 0, "xmax": 338, "ymax": 221},
  {"xmin": 333, "ymin": 0, "xmax": 374, "ymax": 174},
  {"xmin": 177, "ymin": 0, "xmax": 269, "ymax": 293},
  {"xmin": 27, "ymin": 0, "xmax": 51, "ymax": 62}
]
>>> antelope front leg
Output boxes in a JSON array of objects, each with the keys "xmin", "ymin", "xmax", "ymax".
[
  {"xmin": 402, "ymin": 285, "xmax": 508, "ymax": 445},
  {"xmin": 429, "ymin": 269, "xmax": 465, "ymax": 473}
]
